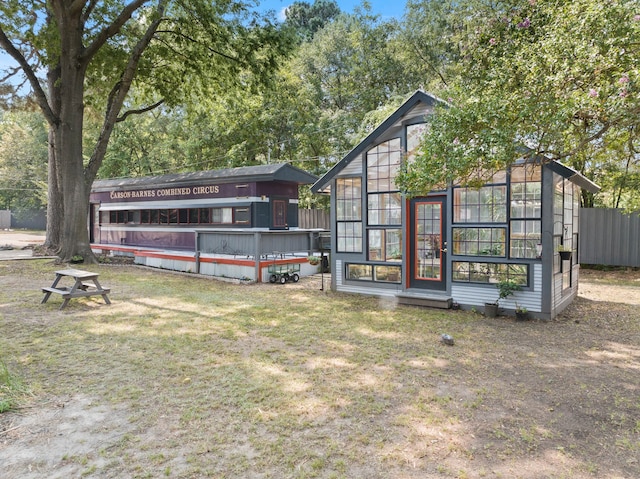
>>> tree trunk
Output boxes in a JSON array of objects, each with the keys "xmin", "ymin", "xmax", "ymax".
[
  {"xmin": 45, "ymin": 61, "xmax": 62, "ymax": 252},
  {"xmin": 50, "ymin": 8, "xmax": 97, "ymax": 263},
  {"xmin": 44, "ymin": 127, "xmax": 62, "ymax": 252}
]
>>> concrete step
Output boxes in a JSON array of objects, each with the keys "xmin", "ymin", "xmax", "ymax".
[{"xmin": 397, "ymin": 291, "xmax": 452, "ymax": 309}]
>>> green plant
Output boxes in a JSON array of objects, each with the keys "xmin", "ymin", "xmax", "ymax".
[
  {"xmin": 0, "ymin": 359, "xmax": 27, "ymax": 413},
  {"xmin": 557, "ymin": 245, "xmax": 572, "ymax": 252},
  {"xmin": 307, "ymin": 255, "xmax": 320, "ymax": 265},
  {"xmin": 515, "ymin": 303, "xmax": 527, "ymax": 313},
  {"xmin": 490, "ymin": 279, "xmax": 522, "ymax": 306}
]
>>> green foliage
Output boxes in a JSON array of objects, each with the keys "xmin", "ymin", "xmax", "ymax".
[
  {"xmin": 284, "ymin": 0, "xmax": 342, "ymax": 42},
  {"xmin": 398, "ymin": 0, "xmax": 640, "ymax": 204},
  {"xmin": 493, "ymin": 279, "xmax": 521, "ymax": 306},
  {"xmin": 0, "ymin": 110, "xmax": 48, "ymax": 213}
]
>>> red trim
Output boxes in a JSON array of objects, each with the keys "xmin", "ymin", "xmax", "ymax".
[{"xmin": 411, "ymin": 199, "xmax": 444, "ymax": 284}]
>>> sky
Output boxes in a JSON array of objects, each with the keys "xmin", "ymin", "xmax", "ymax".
[
  {"xmin": 258, "ymin": 0, "xmax": 405, "ymax": 21},
  {"xmin": 0, "ymin": 1, "xmax": 405, "ymax": 71}
]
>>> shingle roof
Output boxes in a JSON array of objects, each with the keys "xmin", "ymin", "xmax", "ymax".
[{"xmin": 92, "ymin": 163, "xmax": 318, "ymax": 192}]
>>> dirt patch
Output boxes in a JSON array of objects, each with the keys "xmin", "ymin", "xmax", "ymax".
[{"xmin": 1, "ymin": 395, "xmax": 132, "ymax": 478}]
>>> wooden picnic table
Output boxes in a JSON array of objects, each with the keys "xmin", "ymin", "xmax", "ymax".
[{"xmin": 41, "ymin": 268, "xmax": 111, "ymax": 309}]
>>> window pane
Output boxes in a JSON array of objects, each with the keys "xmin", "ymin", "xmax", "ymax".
[
  {"xmin": 406, "ymin": 123, "xmax": 427, "ymax": 164},
  {"xmin": 374, "ymin": 265, "xmax": 401, "ymax": 283},
  {"xmin": 452, "ymin": 227, "xmax": 506, "ymax": 256},
  {"xmin": 367, "ymin": 138, "xmax": 402, "ymax": 192},
  {"xmin": 336, "ymin": 178, "xmax": 362, "ymax": 221},
  {"xmin": 452, "ymin": 261, "xmax": 528, "ymax": 285},
  {"xmin": 453, "ymin": 185, "xmax": 507, "ymax": 223},
  {"xmin": 509, "ymin": 220, "xmax": 541, "ymax": 258},
  {"xmin": 347, "ymin": 264, "xmax": 372, "ymax": 281},
  {"xmin": 368, "ymin": 193, "xmax": 401, "ymax": 225},
  {"xmin": 199, "ymin": 208, "xmax": 210, "ymax": 224},
  {"xmin": 337, "ymin": 222, "xmax": 362, "ymax": 252}
]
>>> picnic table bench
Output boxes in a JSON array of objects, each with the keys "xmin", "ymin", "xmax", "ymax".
[{"xmin": 42, "ymin": 268, "xmax": 111, "ymax": 309}]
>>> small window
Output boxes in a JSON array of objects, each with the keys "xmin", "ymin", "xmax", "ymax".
[
  {"xmin": 374, "ymin": 265, "xmax": 401, "ymax": 283},
  {"xmin": 452, "ymin": 262, "xmax": 528, "ymax": 286}
]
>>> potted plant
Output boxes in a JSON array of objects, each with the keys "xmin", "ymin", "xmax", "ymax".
[
  {"xmin": 515, "ymin": 304, "xmax": 528, "ymax": 321},
  {"xmin": 557, "ymin": 245, "xmax": 572, "ymax": 261},
  {"xmin": 307, "ymin": 255, "xmax": 320, "ymax": 266},
  {"xmin": 485, "ymin": 279, "xmax": 521, "ymax": 318}
]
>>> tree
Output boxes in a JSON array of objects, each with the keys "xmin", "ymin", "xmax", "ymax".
[
  {"xmin": 284, "ymin": 0, "xmax": 341, "ymax": 42},
  {"xmin": 0, "ymin": 0, "xmax": 292, "ymax": 262},
  {"xmin": 0, "ymin": 110, "xmax": 48, "ymax": 215},
  {"xmin": 398, "ymin": 0, "xmax": 640, "ymax": 206}
]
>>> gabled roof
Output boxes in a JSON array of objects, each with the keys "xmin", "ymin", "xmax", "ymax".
[
  {"xmin": 548, "ymin": 161, "xmax": 600, "ymax": 194},
  {"xmin": 310, "ymin": 90, "xmax": 600, "ymax": 195},
  {"xmin": 311, "ymin": 90, "xmax": 442, "ymax": 194},
  {"xmin": 92, "ymin": 163, "xmax": 318, "ymax": 192}
]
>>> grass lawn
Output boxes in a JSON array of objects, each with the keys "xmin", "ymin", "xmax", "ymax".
[{"xmin": 1, "ymin": 260, "xmax": 639, "ymax": 478}]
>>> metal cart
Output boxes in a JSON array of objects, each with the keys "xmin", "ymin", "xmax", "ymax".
[{"xmin": 268, "ymin": 262, "xmax": 300, "ymax": 284}]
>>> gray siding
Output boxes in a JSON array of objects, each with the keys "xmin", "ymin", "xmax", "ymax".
[
  {"xmin": 580, "ymin": 208, "xmax": 640, "ymax": 267},
  {"xmin": 196, "ymin": 230, "xmax": 318, "ymax": 257}
]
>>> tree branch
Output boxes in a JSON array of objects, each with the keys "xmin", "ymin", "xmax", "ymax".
[
  {"xmin": 116, "ymin": 99, "xmax": 165, "ymax": 122},
  {"xmin": 0, "ymin": 27, "xmax": 57, "ymax": 126},
  {"xmin": 69, "ymin": 0, "xmax": 88, "ymax": 17},
  {"xmin": 155, "ymin": 30, "xmax": 243, "ymax": 64},
  {"xmin": 81, "ymin": 0, "xmax": 151, "ymax": 64},
  {"xmin": 81, "ymin": 0, "xmax": 100, "ymax": 24},
  {"xmin": 85, "ymin": 0, "xmax": 168, "ymax": 182}
]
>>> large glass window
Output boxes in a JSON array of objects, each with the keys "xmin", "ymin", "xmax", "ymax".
[
  {"xmin": 453, "ymin": 185, "xmax": 507, "ymax": 223},
  {"xmin": 510, "ymin": 164, "xmax": 541, "ymax": 258},
  {"xmin": 452, "ymin": 227, "xmax": 506, "ymax": 256},
  {"xmin": 366, "ymin": 139, "xmax": 402, "ymax": 263},
  {"xmin": 367, "ymin": 138, "xmax": 402, "ymax": 192},
  {"xmin": 336, "ymin": 178, "xmax": 362, "ymax": 253},
  {"xmin": 452, "ymin": 262, "xmax": 528, "ymax": 286}
]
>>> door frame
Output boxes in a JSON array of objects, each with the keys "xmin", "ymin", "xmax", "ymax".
[{"xmin": 406, "ymin": 195, "xmax": 448, "ymax": 291}]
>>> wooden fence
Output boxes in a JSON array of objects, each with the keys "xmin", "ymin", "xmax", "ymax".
[
  {"xmin": 298, "ymin": 208, "xmax": 330, "ymax": 230},
  {"xmin": 580, "ymin": 208, "xmax": 640, "ymax": 267}
]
